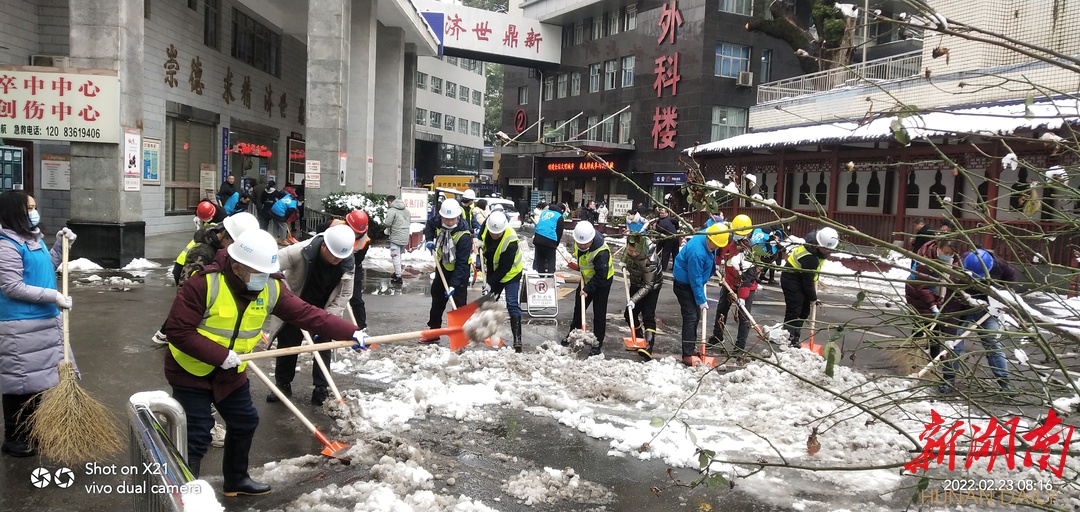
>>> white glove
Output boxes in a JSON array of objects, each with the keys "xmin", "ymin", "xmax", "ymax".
[
  {"xmin": 220, "ymin": 350, "xmax": 241, "ymax": 370},
  {"xmin": 736, "ymin": 298, "xmax": 746, "ymax": 309},
  {"xmin": 53, "ymin": 293, "xmax": 72, "ymax": 310},
  {"xmin": 57, "ymin": 227, "xmax": 77, "ymax": 242},
  {"xmin": 930, "ymin": 305, "xmax": 940, "ymax": 315},
  {"xmin": 481, "ymin": 284, "xmax": 490, "ymax": 295},
  {"xmin": 699, "ymin": 302, "xmax": 709, "ymax": 312},
  {"xmin": 352, "ymin": 330, "xmax": 370, "ymax": 351},
  {"xmin": 627, "ymin": 300, "xmax": 635, "ymax": 311}
]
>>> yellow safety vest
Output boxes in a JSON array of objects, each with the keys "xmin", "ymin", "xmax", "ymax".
[
  {"xmin": 482, "ymin": 226, "xmax": 523, "ymax": 283},
  {"xmin": 574, "ymin": 242, "xmax": 614, "ymax": 284},
  {"xmin": 175, "ymin": 239, "xmax": 197, "ymax": 266},
  {"xmin": 170, "ymin": 272, "xmax": 280, "ymax": 377},
  {"xmin": 436, "ymin": 230, "xmax": 470, "ymax": 271},
  {"xmin": 786, "ymin": 245, "xmax": 825, "ymax": 281}
]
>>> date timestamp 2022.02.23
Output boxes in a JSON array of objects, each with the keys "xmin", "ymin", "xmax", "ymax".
[{"xmin": 942, "ymin": 479, "xmax": 1054, "ymax": 492}]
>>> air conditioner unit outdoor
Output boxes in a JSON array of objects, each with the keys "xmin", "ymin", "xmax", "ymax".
[
  {"xmin": 736, "ymin": 71, "xmax": 754, "ymax": 87},
  {"xmin": 30, "ymin": 55, "xmax": 71, "ymax": 68}
]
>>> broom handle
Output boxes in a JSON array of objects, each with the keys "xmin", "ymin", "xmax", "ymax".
[
  {"xmin": 809, "ymin": 302, "xmax": 817, "ymax": 345},
  {"xmin": 62, "ymin": 236, "xmax": 70, "ymax": 362},
  {"xmin": 622, "ymin": 267, "xmax": 636, "ymax": 336},
  {"xmin": 436, "ymin": 262, "xmax": 458, "ymax": 310}
]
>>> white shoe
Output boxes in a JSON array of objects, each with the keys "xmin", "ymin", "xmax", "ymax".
[
  {"xmin": 210, "ymin": 423, "xmax": 226, "ymax": 448},
  {"xmin": 151, "ymin": 330, "xmax": 168, "ymax": 345}
]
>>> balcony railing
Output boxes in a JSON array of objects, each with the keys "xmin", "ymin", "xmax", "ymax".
[{"xmin": 757, "ymin": 51, "xmax": 923, "ymax": 104}]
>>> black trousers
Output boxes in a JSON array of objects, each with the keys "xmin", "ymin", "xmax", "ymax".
[
  {"xmin": 781, "ymin": 272, "xmax": 814, "ymax": 344},
  {"xmin": 172, "ymin": 382, "xmax": 259, "ymax": 482},
  {"xmin": 659, "ymin": 240, "xmax": 678, "ymax": 272},
  {"xmin": 672, "ymin": 281, "xmax": 702, "ymax": 357},
  {"xmin": 2, "ymin": 393, "xmax": 38, "ymax": 443},
  {"xmin": 350, "ymin": 267, "xmax": 366, "ymax": 329},
  {"xmin": 568, "ymin": 283, "xmax": 611, "ymax": 345},
  {"xmin": 623, "ymin": 284, "xmax": 661, "ymax": 332},
  {"xmin": 429, "ymin": 270, "xmax": 468, "ymax": 328},
  {"xmin": 273, "ymin": 324, "xmax": 332, "ymax": 388},
  {"xmin": 533, "ymin": 245, "xmax": 556, "ymax": 273},
  {"xmin": 711, "ymin": 290, "xmax": 755, "ymax": 351}
]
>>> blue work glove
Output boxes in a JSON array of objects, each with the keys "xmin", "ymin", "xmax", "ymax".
[
  {"xmin": 445, "ymin": 287, "xmax": 456, "ymax": 298},
  {"xmin": 351, "ymin": 330, "xmax": 370, "ymax": 351},
  {"xmin": 930, "ymin": 305, "xmax": 940, "ymax": 316},
  {"xmin": 426, "ymin": 241, "xmax": 435, "ymax": 253}
]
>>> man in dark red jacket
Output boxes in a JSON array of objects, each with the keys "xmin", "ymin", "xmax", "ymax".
[{"xmin": 163, "ymin": 229, "xmax": 361, "ymax": 497}]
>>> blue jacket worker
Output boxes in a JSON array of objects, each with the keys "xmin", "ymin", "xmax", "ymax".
[{"xmin": 672, "ymin": 223, "xmax": 727, "ymax": 366}]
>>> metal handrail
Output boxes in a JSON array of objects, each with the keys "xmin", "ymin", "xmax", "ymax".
[
  {"xmin": 757, "ymin": 51, "xmax": 922, "ymax": 104},
  {"xmin": 128, "ymin": 391, "xmax": 222, "ymax": 512}
]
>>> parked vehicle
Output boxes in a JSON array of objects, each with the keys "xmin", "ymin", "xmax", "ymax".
[{"xmin": 481, "ymin": 197, "xmax": 522, "ymax": 230}]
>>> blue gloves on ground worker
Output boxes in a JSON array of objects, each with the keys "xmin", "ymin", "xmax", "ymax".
[
  {"xmin": 445, "ymin": 287, "xmax": 456, "ymax": 298},
  {"xmin": 352, "ymin": 330, "xmax": 370, "ymax": 351},
  {"xmin": 426, "ymin": 241, "xmax": 435, "ymax": 253}
]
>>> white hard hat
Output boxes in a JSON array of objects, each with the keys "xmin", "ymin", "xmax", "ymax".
[
  {"xmin": 462, "ymin": 189, "xmax": 477, "ymax": 201},
  {"xmin": 440, "ymin": 198, "xmax": 463, "ymax": 218},
  {"xmin": 487, "ymin": 211, "xmax": 509, "ymax": 234},
  {"xmin": 490, "ymin": 203, "xmax": 504, "ymax": 212},
  {"xmin": 816, "ymin": 227, "xmax": 840, "ymax": 249},
  {"xmin": 223, "ymin": 212, "xmax": 259, "ymax": 240},
  {"xmin": 323, "ymin": 224, "xmax": 355, "ymax": 259},
  {"xmin": 573, "ymin": 221, "xmax": 595, "ymax": 245},
  {"xmin": 227, "ymin": 229, "xmax": 280, "ymax": 273}
]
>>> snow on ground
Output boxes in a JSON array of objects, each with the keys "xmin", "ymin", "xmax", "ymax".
[{"xmin": 258, "ymin": 339, "xmax": 1080, "ymax": 511}]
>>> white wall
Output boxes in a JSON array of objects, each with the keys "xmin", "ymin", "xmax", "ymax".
[{"xmin": 416, "ymin": 56, "xmax": 486, "ymax": 149}]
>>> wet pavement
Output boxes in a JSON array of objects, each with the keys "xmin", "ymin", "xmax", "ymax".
[{"xmin": 0, "ymin": 230, "xmax": 904, "ymax": 512}]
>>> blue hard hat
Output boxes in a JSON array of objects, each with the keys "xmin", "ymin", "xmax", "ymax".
[{"xmin": 963, "ymin": 248, "xmax": 994, "ymax": 277}]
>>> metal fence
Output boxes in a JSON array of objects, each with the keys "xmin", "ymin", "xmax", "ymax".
[
  {"xmin": 757, "ymin": 51, "xmax": 923, "ymax": 104},
  {"xmin": 301, "ymin": 206, "xmax": 340, "ymax": 237},
  {"xmin": 128, "ymin": 391, "xmax": 221, "ymax": 512}
]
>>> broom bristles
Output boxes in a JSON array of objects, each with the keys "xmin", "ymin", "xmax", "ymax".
[{"xmin": 27, "ymin": 362, "xmax": 123, "ymax": 465}]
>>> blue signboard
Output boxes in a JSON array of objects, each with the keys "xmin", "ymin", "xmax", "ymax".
[
  {"xmin": 420, "ymin": 12, "xmax": 445, "ymax": 56},
  {"xmin": 221, "ymin": 127, "xmax": 230, "ymax": 182},
  {"xmin": 653, "ymin": 173, "xmax": 685, "ymax": 186}
]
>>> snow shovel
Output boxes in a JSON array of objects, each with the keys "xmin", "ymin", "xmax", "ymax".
[
  {"xmin": 802, "ymin": 303, "xmax": 825, "ymax": 355},
  {"xmin": 689, "ymin": 284, "xmax": 717, "ymax": 367},
  {"xmin": 909, "ymin": 313, "xmax": 990, "ymax": 379},
  {"xmin": 621, "ymin": 267, "xmax": 648, "ymax": 350},
  {"xmin": 301, "ymin": 329, "xmax": 344, "ymax": 405},
  {"xmin": 720, "ymin": 280, "xmax": 768, "ymax": 341},
  {"xmin": 240, "ymin": 296, "xmax": 496, "ymax": 361},
  {"xmin": 246, "ymin": 360, "xmax": 349, "ymax": 462}
]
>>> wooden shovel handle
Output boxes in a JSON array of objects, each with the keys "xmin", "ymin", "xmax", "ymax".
[{"xmin": 239, "ymin": 327, "xmax": 456, "ymax": 361}]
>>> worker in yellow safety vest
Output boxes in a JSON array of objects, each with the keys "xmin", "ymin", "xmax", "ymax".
[
  {"xmin": 163, "ymin": 229, "xmax": 364, "ymax": 496},
  {"xmin": 479, "ymin": 211, "xmax": 524, "ymax": 352},
  {"xmin": 780, "ymin": 227, "xmax": 839, "ymax": 347},
  {"xmin": 561, "ymin": 221, "xmax": 614, "ymax": 356}
]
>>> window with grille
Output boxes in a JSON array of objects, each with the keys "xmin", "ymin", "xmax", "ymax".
[
  {"xmin": 430, "ymin": 111, "xmax": 442, "ymax": 127},
  {"xmin": 417, "ymin": 72, "xmax": 427, "ymax": 90},
  {"xmin": 445, "ymin": 115, "xmax": 455, "ymax": 132},
  {"xmin": 416, "ymin": 108, "xmax": 426, "ymax": 126},
  {"xmin": 431, "ymin": 77, "xmax": 442, "ymax": 94},
  {"xmin": 446, "ymin": 82, "xmax": 457, "ymax": 98},
  {"xmin": 710, "ymin": 106, "xmax": 747, "ymax": 141},
  {"xmin": 714, "ymin": 42, "xmax": 750, "ymax": 78},
  {"xmin": 231, "ymin": 8, "xmax": 280, "ymax": 76},
  {"xmin": 460, "ymin": 85, "xmax": 469, "ymax": 101},
  {"xmin": 472, "ymin": 90, "xmax": 482, "ymax": 105}
]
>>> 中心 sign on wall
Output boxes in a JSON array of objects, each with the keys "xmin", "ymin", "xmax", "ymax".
[{"xmin": 0, "ymin": 69, "xmax": 120, "ymax": 143}]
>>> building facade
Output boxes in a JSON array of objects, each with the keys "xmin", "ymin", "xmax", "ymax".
[
  {"xmin": 413, "ymin": 55, "xmax": 486, "ymax": 187},
  {"xmin": 497, "ymin": 0, "xmax": 803, "ymax": 211},
  {"xmin": 0, "ymin": 0, "xmax": 438, "ymax": 265},
  {"xmin": 688, "ymin": 0, "xmax": 1080, "ymax": 264}
]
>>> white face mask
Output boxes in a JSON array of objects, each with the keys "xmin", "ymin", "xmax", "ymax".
[
  {"xmin": 938, "ymin": 254, "xmax": 954, "ymax": 263},
  {"xmin": 27, "ymin": 210, "xmax": 40, "ymax": 227}
]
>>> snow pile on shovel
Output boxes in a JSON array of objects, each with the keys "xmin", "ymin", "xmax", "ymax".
[
  {"xmin": 565, "ymin": 328, "xmax": 599, "ymax": 349},
  {"xmin": 463, "ymin": 302, "xmax": 504, "ymax": 345}
]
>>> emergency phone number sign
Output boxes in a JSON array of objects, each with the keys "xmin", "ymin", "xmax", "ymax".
[{"xmin": 0, "ymin": 68, "xmax": 120, "ymax": 144}]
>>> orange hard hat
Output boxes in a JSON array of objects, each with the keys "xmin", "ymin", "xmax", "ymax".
[
  {"xmin": 196, "ymin": 201, "xmax": 216, "ymax": 222},
  {"xmin": 345, "ymin": 210, "xmax": 369, "ymax": 235}
]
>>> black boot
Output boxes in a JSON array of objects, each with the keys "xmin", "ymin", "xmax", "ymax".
[
  {"xmin": 222, "ymin": 435, "xmax": 271, "ymax": 497},
  {"xmin": 510, "ymin": 315, "xmax": 523, "ymax": 353},
  {"xmin": 186, "ymin": 458, "xmax": 201, "ymax": 479},
  {"xmin": 588, "ymin": 341, "xmax": 603, "ymax": 357},
  {"xmin": 266, "ymin": 382, "xmax": 292, "ymax": 403},
  {"xmin": 311, "ymin": 386, "xmax": 329, "ymax": 406},
  {"xmin": 637, "ymin": 330, "xmax": 656, "ymax": 361}
]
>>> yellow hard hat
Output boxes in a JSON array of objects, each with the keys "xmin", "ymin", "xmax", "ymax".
[
  {"xmin": 731, "ymin": 214, "xmax": 753, "ymax": 236},
  {"xmin": 705, "ymin": 222, "xmax": 730, "ymax": 247}
]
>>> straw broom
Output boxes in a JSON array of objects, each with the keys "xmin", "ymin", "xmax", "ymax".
[{"xmin": 27, "ymin": 236, "xmax": 122, "ymax": 464}]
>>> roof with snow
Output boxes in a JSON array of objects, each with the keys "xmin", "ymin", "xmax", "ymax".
[{"xmin": 685, "ymin": 97, "xmax": 1080, "ymax": 157}]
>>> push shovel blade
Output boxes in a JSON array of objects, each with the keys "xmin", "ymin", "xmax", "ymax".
[{"xmin": 623, "ymin": 336, "xmax": 648, "ymax": 350}]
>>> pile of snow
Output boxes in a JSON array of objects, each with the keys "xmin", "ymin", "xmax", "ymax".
[
  {"xmin": 67, "ymin": 258, "xmax": 103, "ymax": 271},
  {"xmin": 122, "ymin": 258, "xmax": 161, "ymax": 270},
  {"xmin": 503, "ymin": 467, "xmax": 612, "ymax": 506}
]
